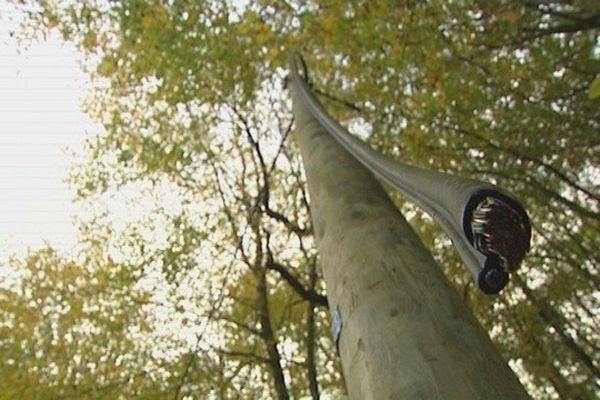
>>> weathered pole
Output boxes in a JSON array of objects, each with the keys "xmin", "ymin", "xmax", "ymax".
[{"xmin": 288, "ymin": 65, "xmax": 530, "ymax": 399}]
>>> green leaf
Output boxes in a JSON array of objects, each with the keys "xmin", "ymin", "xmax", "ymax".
[
  {"xmin": 589, "ymin": 76, "xmax": 600, "ymax": 99},
  {"xmin": 117, "ymin": 149, "xmax": 133, "ymax": 162}
]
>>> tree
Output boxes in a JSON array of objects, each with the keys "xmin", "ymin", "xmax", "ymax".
[{"xmin": 5, "ymin": 0, "xmax": 599, "ymax": 398}]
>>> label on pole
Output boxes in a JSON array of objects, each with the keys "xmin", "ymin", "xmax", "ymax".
[{"xmin": 332, "ymin": 305, "xmax": 342, "ymax": 355}]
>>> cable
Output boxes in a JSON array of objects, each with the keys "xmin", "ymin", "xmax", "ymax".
[{"xmin": 288, "ymin": 52, "xmax": 531, "ymax": 294}]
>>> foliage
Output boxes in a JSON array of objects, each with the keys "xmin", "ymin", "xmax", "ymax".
[{"xmin": 3, "ymin": 0, "xmax": 600, "ymax": 398}]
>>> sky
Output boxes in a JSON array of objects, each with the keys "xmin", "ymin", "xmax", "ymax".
[{"xmin": 0, "ymin": 2, "xmax": 100, "ymax": 255}]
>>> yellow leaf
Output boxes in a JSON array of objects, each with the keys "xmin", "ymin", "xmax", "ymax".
[
  {"xmin": 142, "ymin": 4, "xmax": 169, "ymax": 30},
  {"xmin": 589, "ymin": 76, "xmax": 600, "ymax": 100},
  {"xmin": 267, "ymin": 47, "xmax": 279, "ymax": 61},
  {"xmin": 82, "ymin": 31, "xmax": 97, "ymax": 49},
  {"xmin": 256, "ymin": 23, "xmax": 272, "ymax": 44}
]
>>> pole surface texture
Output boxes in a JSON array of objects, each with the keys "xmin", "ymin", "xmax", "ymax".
[{"xmin": 289, "ymin": 80, "xmax": 530, "ymax": 400}]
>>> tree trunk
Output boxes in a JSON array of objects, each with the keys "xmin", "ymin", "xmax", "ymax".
[
  {"xmin": 289, "ymin": 80, "xmax": 530, "ymax": 400},
  {"xmin": 256, "ymin": 266, "xmax": 289, "ymax": 400}
]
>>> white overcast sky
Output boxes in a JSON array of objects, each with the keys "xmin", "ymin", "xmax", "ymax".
[{"xmin": 0, "ymin": 2, "xmax": 100, "ymax": 255}]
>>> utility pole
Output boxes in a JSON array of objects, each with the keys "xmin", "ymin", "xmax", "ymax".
[{"xmin": 288, "ymin": 62, "xmax": 530, "ymax": 399}]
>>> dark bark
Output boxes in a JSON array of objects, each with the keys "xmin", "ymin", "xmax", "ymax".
[
  {"xmin": 255, "ymin": 267, "xmax": 289, "ymax": 400},
  {"xmin": 306, "ymin": 264, "xmax": 320, "ymax": 400},
  {"xmin": 266, "ymin": 260, "xmax": 328, "ymax": 308}
]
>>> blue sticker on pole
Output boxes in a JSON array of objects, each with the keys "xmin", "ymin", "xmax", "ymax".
[{"xmin": 332, "ymin": 305, "xmax": 342, "ymax": 355}]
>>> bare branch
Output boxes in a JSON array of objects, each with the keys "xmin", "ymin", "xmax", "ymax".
[{"xmin": 266, "ymin": 261, "xmax": 328, "ymax": 308}]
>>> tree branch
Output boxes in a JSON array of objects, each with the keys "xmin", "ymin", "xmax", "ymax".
[
  {"xmin": 314, "ymin": 88, "xmax": 364, "ymax": 113},
  {"xmin": 514, "ymin": 275, "xmax": 600, "ymax": 380},
  {"xmin": 263, "ymin": 205, "xmax": 312, "ymax": 236},
  {"xmin": 306, "ymin": 261, "xmax": 320, "ymax": 400},
  {"xmin": 215, "ymin": 348, "xmax": 271, "ymax": 364},
  {"xmin": 266, "ymin": 261, "xmax": 328, "ymax": 308}
]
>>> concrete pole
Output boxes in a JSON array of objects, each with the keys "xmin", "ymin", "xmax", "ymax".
[{"xmin": 288, "ymin": 79, "xmax": 530, "ymax": 399}]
